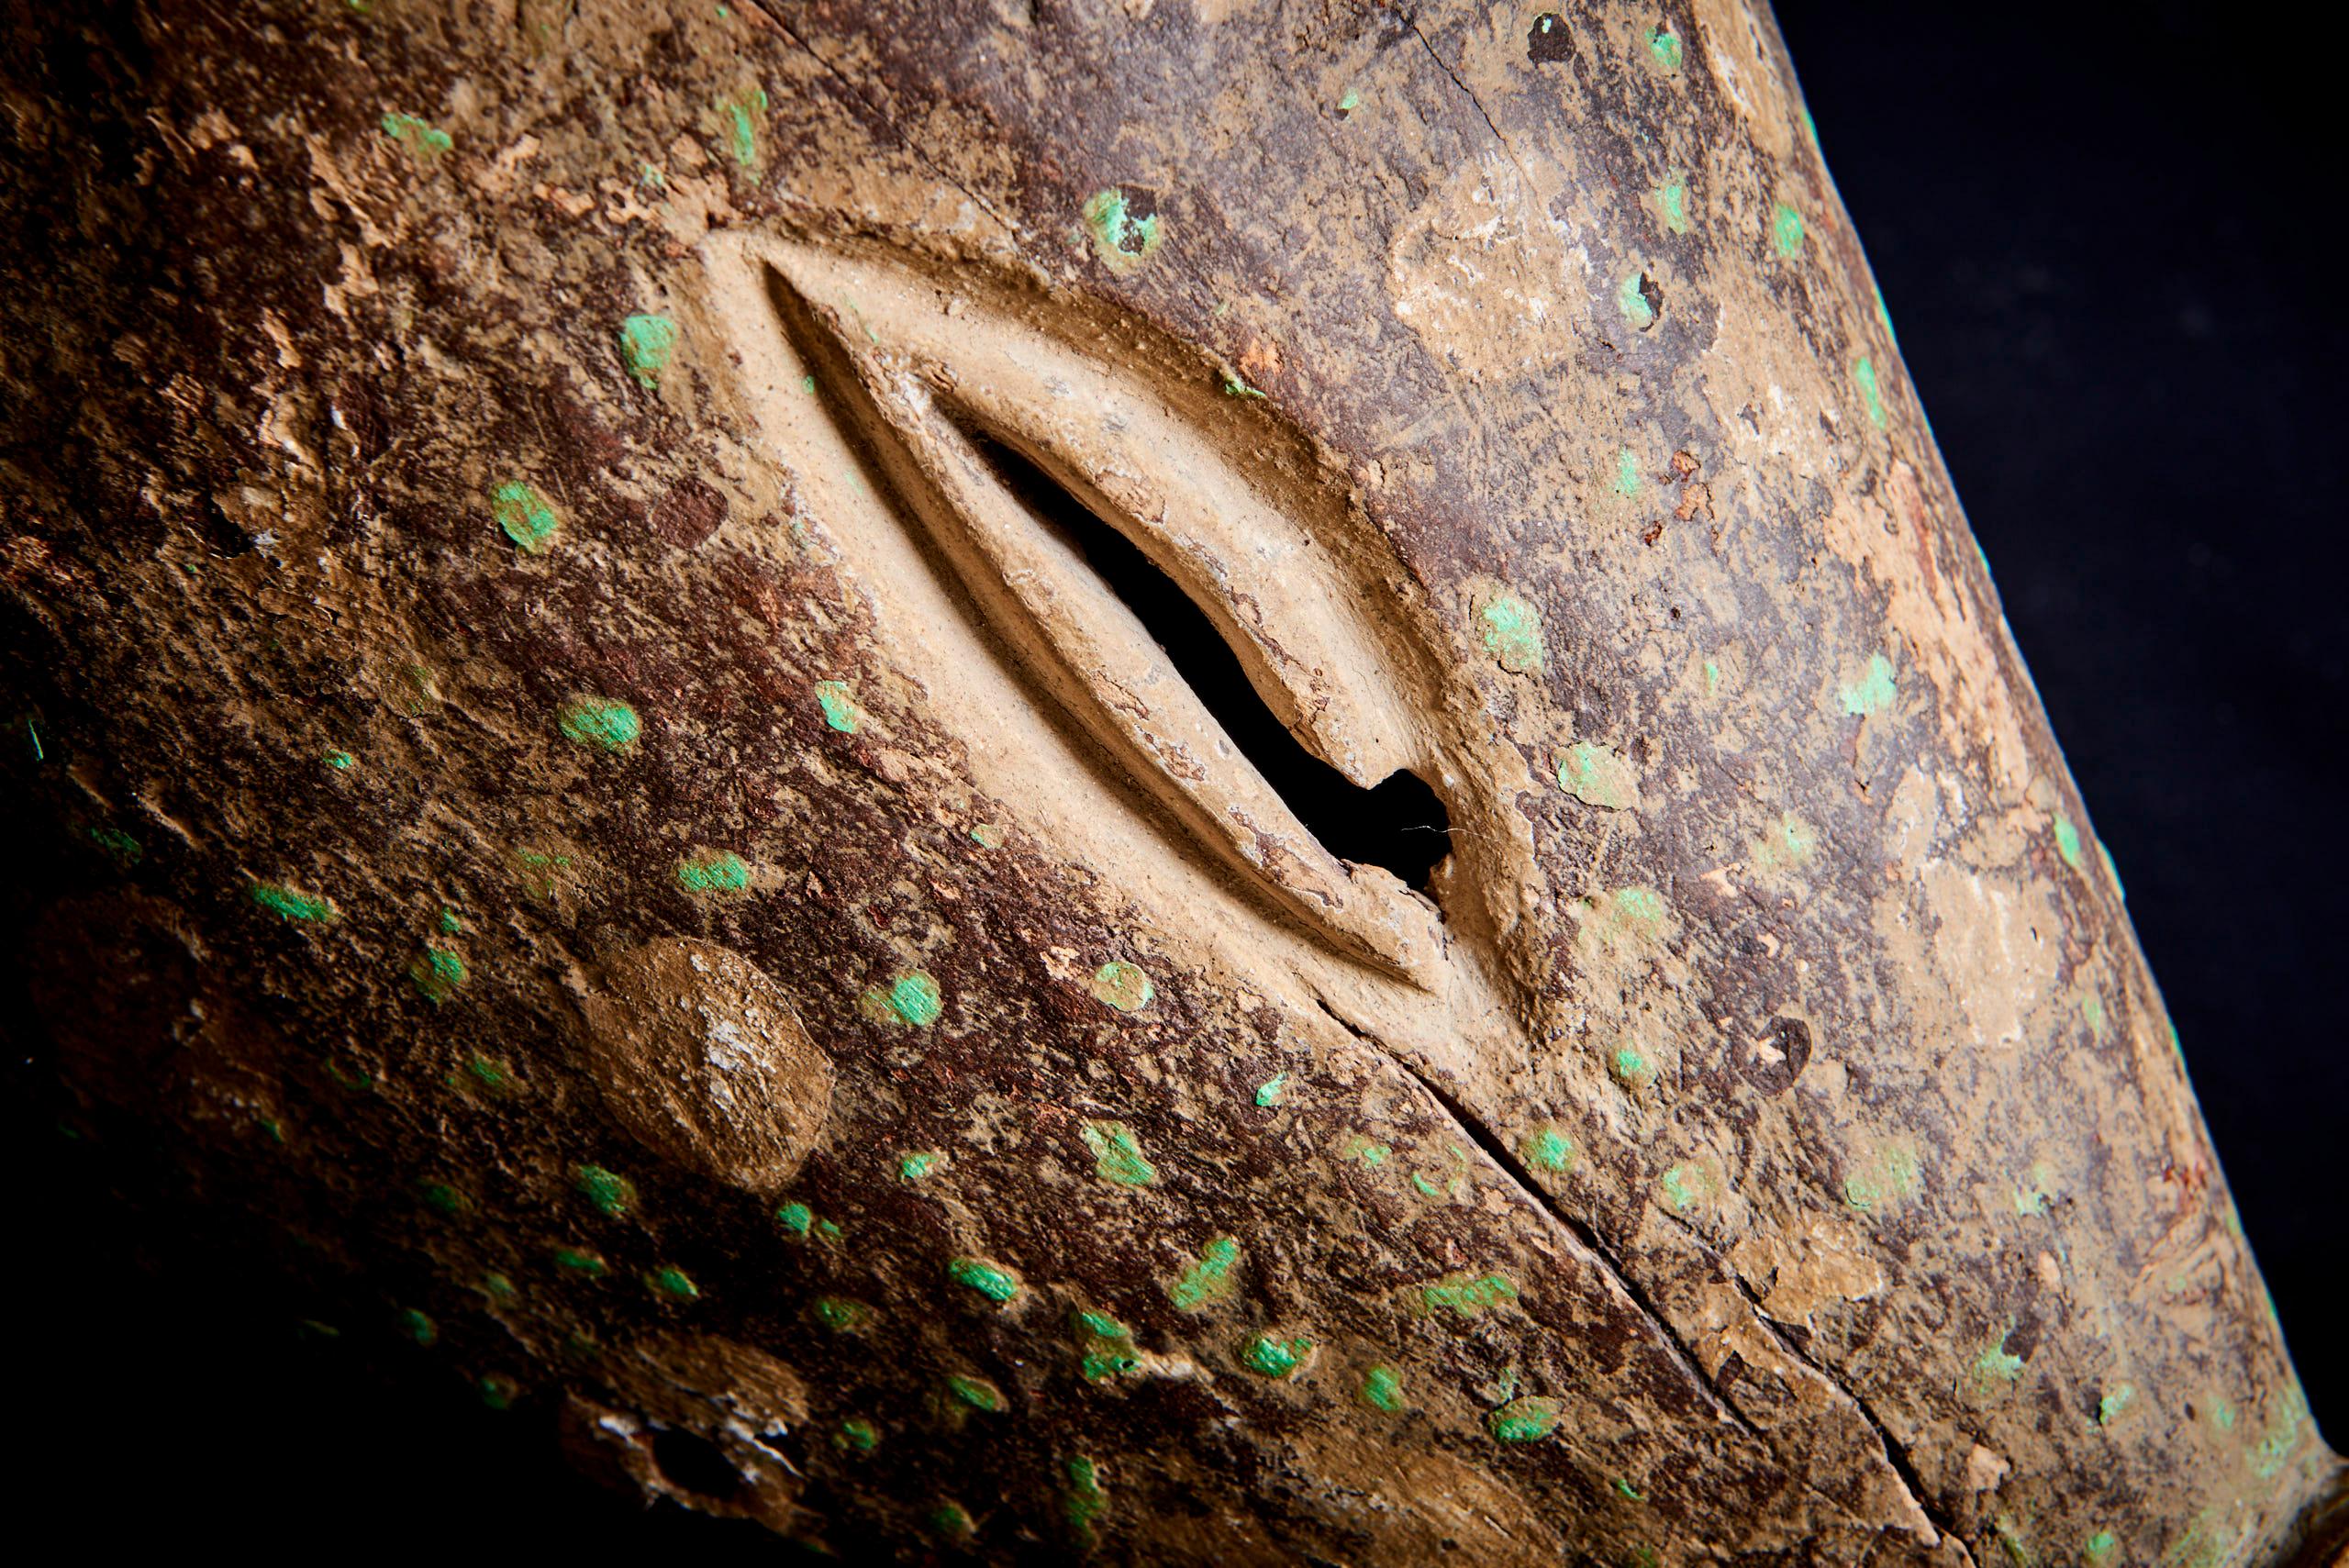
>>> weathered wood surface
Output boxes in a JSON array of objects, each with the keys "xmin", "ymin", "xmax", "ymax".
[{"xmin": 2, "ymin": 2, "xmax": 2340, "ymax": 1562}]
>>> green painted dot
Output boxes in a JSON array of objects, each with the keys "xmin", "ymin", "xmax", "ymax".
[
  {"xmin": 1854, "ymin": 356, "xmax": 1887, "ymax": 428},
  {"xmin": 1080, "ymin": 1120, "xmax": 1158, "ymax": 1186},
  {"xmin": 2054, "ymin": 814, "xmax": 2084, "ymax": 871},
  {"xmin": 397, "ymin": 1307, "xmax": 438, "ymax": 1347},
  {"xmin": 1644, "ymin": 27, "xmax": 1683, "ymax": 71},
  {"xmin": 676, "ymin": 851, "xmax": 751, "ymax": 892},
  {"xmin": 1089, "ymin": 960, "xmax": 1153, "ymax": 1012},
  {"xmin": 250, "ymin": 882, "xmax": 334, "ymax": 922},
  {"xmin": 1838, "ymin": 652, "xmax": 1897, "ymax": 717},
  {"xmin": 1475, "ymin": 592, "xmax": 1546, "ymax": 674},
  {"xmin": 719, "ymin": 85, "xmax": 766, "ymax": 168},
  {"xmin": 812, "ymin": 1296, "xmax": 873, "ymax": 1332},
  {"xmin": 2098, "ymin": 1384, "xmax": 2134, "ymax": 1426},
  {"xmin": 1168, "ymin": 1235, "xmax": 1241, "ymax": 1311},
  {"xmin": 834, "ymin": 1418, "xmax": 879, "ymax": 1453},
  {"xmin": 326, "ymin": 751, "xmax": 355, "ymax": 770},
  {"xmin": 552, "ymin": 1245, "xmax": 607, "ymax": 1275},
  {"xmin": 1610, "ymin": 1045, "xmax": 1655, "ymax": 1091},
  {"xmin": 437, "ymin": 906, "xmax": 462, "ymax": 934},
  {"xmin": 380, "ymin": 112, "xmax": 452, "ymax": 157},
  {"xmin": 970, "ymin": 820, "xmax": 1005, "ymax": 848},
  {"xmin": 1657, "ymin": 181, "xmax": 1689, "ymax": 234},
  {"xmin": 1968, "ymin": 1329, "xmax": 2026, "ymax": 1394},
  {"xmin": 477, "ymin": 1373, "xmax": 518, "ymax": 1410},
  {"xmin": 1240, "ymin": 1332, "xmax": 1312, "ymax": 1378},
  {"xmin": 2084, "ymin": 1529, "xmax": 2117, "ymax": 1565},
  {"xmin": 1556, "ymin": 740, "xmax": 1638, "ymax": 809},
  {"xmin": 900, "ymin": 1150, "xmax": 944, "ymax": 1181},
  {"xmin": 1522, "ymin": 1125, "xmax": 1575, "ymax": 1173},
  {"xmin": 1488, "ymin": 1396, "xmax": 1564, "ymax": 1442},
  {"xmin": 482, "ymin": 1272, "xmax": 518, "ymax": 1300},
  {"xmin": 2098, "ymin": 840, "xmax": 2127, "ymax": 901},
  {"xmin": 888, "ymin": 973, "xmax": 943, "ymax": 1028},
  {"xmin": 1771, "ymin": 202, "xmax": 1805, "ymax": 258},
  {"xmin": 418, "ymin": 1179, "xmax": 468, "ymax": 1217},
  {"xmin": 575, "ymin": 1163, "xmax": 636, "ymax": 1218},
  {"xmin": 946, "ymin": 1373, "xmax": 1008, "ymax": 1412},
  {"xmin": 1420, "ymin": 1271, "xmax": 1519, "ymax": 1318},
  {"xmin": 1080, "ymin": 187, "xmax": 1164, "ymax": 272},
  {"xmin": 928, "ymin": 1501, "xmax": 975, "ymax": 1540},
  {"xmin": 618, "ymin": 312, "xmax": 678, "ymax": 389},
  {"xmin": 489, "ymin": 480, "xmax": 559, "ymax": 553},
  {"xmin": 1661, "ymin": 1162, "xmax": 1709, "ymax": 1211},
  {"xmin": 87, "ymin": 826, "xmax": 142, "ymax": 865},
  {"xmin": 558, "ymin": 695, "xmax": 641, "ymax": 751},
  {"xmin": 1613, "ymin": 1476, "xmax": 1646, "ymax": 1502},
  {"xmin": 948, "ymin": 1256, "xmax": 1021, "ymax": 1304},
  {"xmin": 1360, "ymin": 1363, "xmax": 1405, "ymax": 1412},
  {"xmin": 815, "ymin": 679, "xmax": 859, "ymax": 733},
  {"xmin": 1614, "ymin": 446, "xmax": 1642, "ymax": 496},
  {"xmin": 1337, "ymin": 88, "xmax": 1360, "ymax": 113},
  {"xmin": 409, "ymin": 946, "xmax": 467, "ymax": 1003},
  {"xmin": 1074, "ymin": 1308, "xmax": 1126, "ymax": 1340},
  {"xmin": 775, "ymin": 1201, "xmax": 814, "ymax": 1237},
  {"xmin": 648, "ymin": 1265, "xmax": 699, "ymax": 1301},
  {"xmin": 1616, "ymin": 272, "xmax": 1655, "ymax": 329},
  {"xmin": 1064, "ymin": 1456, "xmax": 1108, "ymax": 1545},
  {"xmin": 1253, "ymin": 1072, "xmax": 1290, "ymax": 1106}
]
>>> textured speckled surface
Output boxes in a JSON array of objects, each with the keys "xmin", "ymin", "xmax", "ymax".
[{"xmin": 1, "ymin": 2, "xmax": 2340, "ymax": 1561}]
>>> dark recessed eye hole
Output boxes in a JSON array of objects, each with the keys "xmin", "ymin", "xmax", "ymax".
[
  {"xmin": 650, "ymin": 1427, "xmax": 745, "ymax": 1501},
  {"xmin": 965, "ymin": 431, "xmax": 1454, "ymax": 895}
]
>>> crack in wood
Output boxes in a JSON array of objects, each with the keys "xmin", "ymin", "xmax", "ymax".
[{"xmin": 1308, "ymin": 995, "xmax": 1758, "ymax": 1441}]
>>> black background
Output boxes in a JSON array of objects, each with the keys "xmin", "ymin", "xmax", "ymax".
[{"xmin": 7, "ymin": 1, "xmax": 2342, "ymax": 1551}]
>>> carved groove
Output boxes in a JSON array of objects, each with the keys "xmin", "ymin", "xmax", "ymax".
[
  {"xmin": 728, "ymin": 234, "xmax": 1460, "ymax": 979},
  {"xmin": 963, "ymin": 428, "xmax": 1456, "ymax": 894}
]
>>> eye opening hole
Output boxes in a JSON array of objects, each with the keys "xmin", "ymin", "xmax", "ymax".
[
  {"xmin": 963, "ymin": 429, "xmax": 1454, "ymax": 896},
  {"xmin": 650, "ymin": 1427, "xmax": 745, "ymax": 1500}
]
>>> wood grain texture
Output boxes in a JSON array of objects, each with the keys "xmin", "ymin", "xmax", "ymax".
[{"xmin": 1, "ymin": 2, "xmax": 2340, "ymax": 1562}]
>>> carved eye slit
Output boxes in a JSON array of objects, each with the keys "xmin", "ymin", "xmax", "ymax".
[
  {"xmin": 959, "ymin": 428, "xmax": 1455, "ymax": 894},
  {"xmin": 729, "ymin": 236, "xmax": 1457, "ymax": 981}
]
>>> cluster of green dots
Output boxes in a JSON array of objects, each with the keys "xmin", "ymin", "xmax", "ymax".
[{"xmin": 1073, "ymin": 1309, "xmax": 1141, "ymax": 1382}]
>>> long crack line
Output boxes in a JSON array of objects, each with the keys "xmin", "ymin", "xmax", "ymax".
[
  {"xmin": 746, "ymin": 2, "xmax": 1023, "ymax": 242},
  {"xmin": 1308, "ymin": 997, "xmax": 1757, "ymax": 1441},
  {"xmin": 1696, "ymin": 1215, "xmax": 1963, "ymax": 1550},
  {"xmin": 1399, "ymin": 11, "xmax": 1535, "ymax": 193}
]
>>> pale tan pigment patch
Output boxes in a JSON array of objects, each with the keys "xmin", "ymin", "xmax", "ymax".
[{"xmin": 575, "ymin": 937, "xmax": 834, "ymax": 1193}]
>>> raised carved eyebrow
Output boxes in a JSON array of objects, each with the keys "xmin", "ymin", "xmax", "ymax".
[
  {"xmin": 704, "ymin": 232, "xmax": 1458, "ymax": 984},
  {"xmin": 761, "ymin": 236, "xmax": 1424, "ymax": 786}
]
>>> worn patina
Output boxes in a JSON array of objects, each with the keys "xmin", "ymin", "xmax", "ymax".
[{"xmin": 1, "ymin": 2, "xmax": 2341, "ymax": 1562}]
